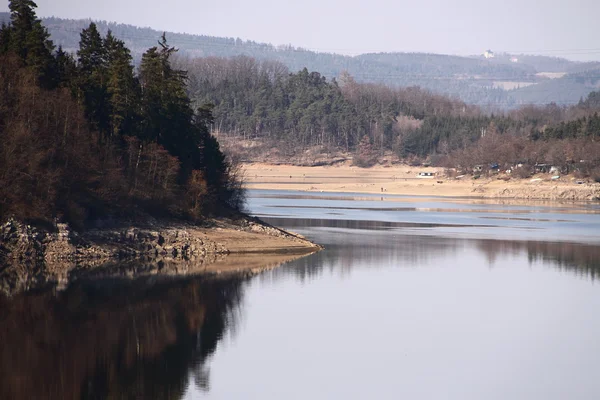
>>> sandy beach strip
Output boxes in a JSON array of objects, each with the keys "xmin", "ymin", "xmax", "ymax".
[{"xmin": 242, "ymin": 163, "xmax": 600, "ymax": 201}]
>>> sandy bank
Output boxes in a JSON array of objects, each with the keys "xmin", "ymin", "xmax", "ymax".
[{"xmin": 243, "ymin": 163, "xmax": 600, "ymax": 201}]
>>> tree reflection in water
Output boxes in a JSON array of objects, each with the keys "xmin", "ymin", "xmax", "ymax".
[
  {"xmin": 1, "ymin": 219, "xmax": 599, "ymax": 399},
  {"xmin": 258, "ymin": 217, "xmax": 600, "ymax": 282},
  {"xmin": 0, "ymin": 276, "xmax": 244, "ymax": 400},
  {"xmin": 475, "ymin": 240, "xmax": 600, "ymax": 280}
]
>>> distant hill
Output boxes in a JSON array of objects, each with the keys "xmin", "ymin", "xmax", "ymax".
[
  {"xmin": 509, "ymin": 70, "xmax": 600, "ymax": 106},
  {"xmin": 3, "ymin": 12, "xmax": 600, "ymax": 108}
]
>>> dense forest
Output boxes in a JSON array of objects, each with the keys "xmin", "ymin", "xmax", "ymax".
[
  {"xmin": 181, "ymin": 56, "xmax": 473, "ymax": 153},
  {"xmin": 3, "ymin": 12, "xmax": 599, "ymax": 108},
  {"xmin": 0, "ymin": 0, "xmax": 243, "ymax": 228}
]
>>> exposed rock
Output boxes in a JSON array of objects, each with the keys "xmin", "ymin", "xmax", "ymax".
[{"xmin": 0, "ymin": 215, "xmax": 321, "ymax": 297}]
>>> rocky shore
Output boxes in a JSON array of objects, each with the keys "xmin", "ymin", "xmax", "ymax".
[
  {"xmin": 1, "ymin": 215, "xmax": 319, "ymax": 261},
  {"xmin": 0, "ymin": 215, "xmax": 321, "ymax": 296}
]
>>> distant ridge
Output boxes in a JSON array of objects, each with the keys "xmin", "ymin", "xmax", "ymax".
[{"xmin": 2, "ymin": 12, "xmax": 600, "ymax": 108}]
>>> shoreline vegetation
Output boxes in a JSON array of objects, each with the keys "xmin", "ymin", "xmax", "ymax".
[
  {"xmin": 243, "ymin": 162, "xmax": 600, "ymax": 201},
  {"xmin": 0, "ymin": 1, "xmax": 320, "ymax": 294},
  {"xmin": 1, "ymin": 1, "xmax": 599, "ymax": 293}
]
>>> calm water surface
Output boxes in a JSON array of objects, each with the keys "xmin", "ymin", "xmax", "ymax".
[{"xmin": 2, "ymin": 190, "xmax": 600, "ymax": 399}]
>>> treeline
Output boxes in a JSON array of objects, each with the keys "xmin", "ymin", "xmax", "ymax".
[
  {"xmin": 444, "ymin": 130, "xmax": 600, "ymax": 178},
  {"xmin": 538, "ymin": 113, "xmax": 600, "ymax": 140},
  {"xmin": 19, "ymin": 13, "xmax": 600, "ymax": 108},
  {"xmin": 179, "ymin": 54, "xmax": 600, "ymax": 175},
  {"xmin": 406, "ymin": 99, "xmax": 600, "ymax": 176},
  {"xmin": 0, "ymin": 0, "xmax": 242, "ymax": 228},
  {"xmin": 182, "ymin": 56, "xmax": 474, "ymax": 154}
]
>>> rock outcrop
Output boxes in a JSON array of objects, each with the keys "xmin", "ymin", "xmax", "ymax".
[
  {"xmin": 0, "ymin": 216, "xmax": 321, "ymax": 296},
  {"xmin": 0, "ymin": 218, "xmax": 252, "ymax": 263}
]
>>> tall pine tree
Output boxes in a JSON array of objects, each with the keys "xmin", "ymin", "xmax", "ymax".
[
  {"xmin": 139, "ymin": 34, "xmax": 197, "ymax": 173},
  {"xmin": 54, "ymin": 45, "xmax": 77, "ymax": 88},
  {"xmin": 104, "ymin": 30, "xmax": 140, "ymax": 138},
  {"xmin": 2, "ymin": 0, "xmax": 56, "ymax": 88},
  {"xmin": 77, "ymin": 22, "xmax": 110, "ymax": 138}
]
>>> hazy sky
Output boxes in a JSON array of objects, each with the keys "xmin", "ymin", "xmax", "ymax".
[{"xmin": 4, "ymin": 0, "xmax": 600, "ymax": 61}]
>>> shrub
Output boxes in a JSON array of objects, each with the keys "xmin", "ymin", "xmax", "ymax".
[
  {"xmin": 353, "ymin": 135, "xmax": 378, "ymax": 168},
  {"xmin": 591, "ymin": 168, "xmax": 600, "ymax": 183},
  {"xmin": 514, "ymin": 167, "xmax": 532, "ymax": 179}
]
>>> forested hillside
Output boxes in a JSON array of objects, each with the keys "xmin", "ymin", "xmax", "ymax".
[
  {"xmin": 508, "ymin": 69, "xmax": 600, "ymax": 106},
  {"xmin": 176, "ymin": 53, "xmax": 600, "ymax": 176},
  {"xmin": 180, "ymin": 56, "xmax": 474, "ymax": 154},
  {"xmin": 3, "ymin": 12, "xmax": 599, "ymax": 108},
  {"xmin": 0, "ymin": 2, "xmax": 242, "ymax": 228},
  {"xmin": 1, "ymin": 4, "xmax": 598, "ymax": 198}
]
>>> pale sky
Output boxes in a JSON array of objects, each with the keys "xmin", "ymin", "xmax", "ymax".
[{"xmin": 3, "ymin": 0, "xmax": 600, "ymax": 61}]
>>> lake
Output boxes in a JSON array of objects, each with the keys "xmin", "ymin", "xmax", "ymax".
[{"xmin": 1, "ymin": 190, "xmax": 600, "ymax": 399}]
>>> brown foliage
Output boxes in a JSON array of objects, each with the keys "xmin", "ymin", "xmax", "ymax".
[
  {"xmin": 0, "ymin": 55, "xmax": 110, "ymax": 226},
  {"xmin": 445, "ymin": 124, "xmax": 600, "ymax": 177},
  {"xmin": 186, "ymin": 169, "xmax": 210, "ymax": 217},
  {"xmin": 0, "ymin": 51, "xmax": 244, "ymax": 227},
  {"xmin": 123, "ymin": 136, "xmax": 180, "ymax": 208},
  {"xmin": 353, "ymin": 135, "xmax": 378, "ymax": 168}
]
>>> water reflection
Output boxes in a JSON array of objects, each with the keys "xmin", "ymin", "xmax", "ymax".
[
  {"xmin": 261, "ymin": 216, "xmax": 493, "ymax": 229},
  {"xmin": 250, "ymin": 191, "xmax": 600, "ymax": 245},
  {"xmin": 1, "ymin": 223, "xmax": 599, "ymax": 399},
  {"xmin": 259, "ymin": 217, "xmax": 600, "ymax": 282},
  {"xmin": 2, "ymin": 192, "xmax": 600, "ymax": 400},
  {"xmin": 0, "ymin": 252, "xmax": 315, "ymax": 297},
  {"xmin": 0, "ymin": 275, "xmax": 244, "ymax": 400},
  {"xmin": 476, "ymin": 240, "xmax": 600, "ymax": 280}
]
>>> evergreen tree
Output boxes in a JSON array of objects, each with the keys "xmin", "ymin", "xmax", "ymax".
[
  {"xmin": 77, "ymin": 22, "xmax": 105, "ymax": 73},
  {"xmin": 0, "ymin": 10, "xmax": 246, "ymax": 226},
  {"xmin": 77, "ymin": 22, "xmax": 110, "ymax": 137},
  {"xmin": 138, "ymin": 35, "xmax": 239, "ymax": 211},
  {"xmin": 0, "ymin": 23, "xmax": 11, "ymax": 53},
  {"xmin": 4, "ymin": 0, "xmax": 55, "ymax": 87},
  {"xmin": 194, "ymin": 103, "xmax": 225, "ymax": 186},
  {"xmin": 139, "ymin": 34, "xmax": 197, "ymax": 169},
  {"xmin": 104, "ymin": 30, "xmax": 140, "ymax": 138},
  {"xmin": 54, "ymin": 45, "xmax": 77, "ymax": 88}
]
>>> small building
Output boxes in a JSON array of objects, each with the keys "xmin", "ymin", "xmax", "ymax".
[{"xmin": 484, "ymin": 50, "xmax": 495, "ymax": 59}]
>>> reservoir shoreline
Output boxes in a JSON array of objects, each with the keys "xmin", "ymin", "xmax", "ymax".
[
  {"xmin": 243, "ymin": 162, "xmax": 600, "ymax": 201},
  {"xmin": 0, "ymin": 214, "xmax": 321, "ymax": 295}
]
